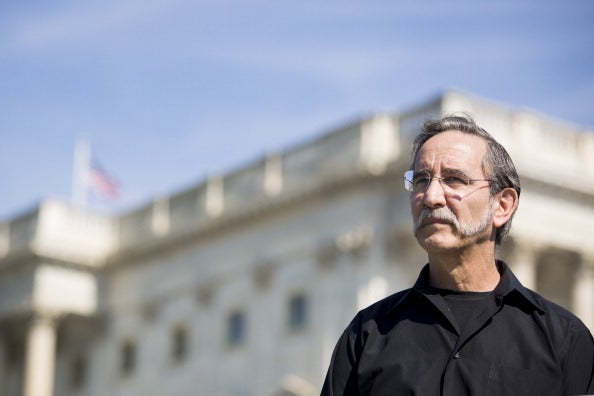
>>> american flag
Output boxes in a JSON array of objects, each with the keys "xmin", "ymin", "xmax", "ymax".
[{"xmin": 88, "ymin": 160, "xmax": 120, "ymax": 200}]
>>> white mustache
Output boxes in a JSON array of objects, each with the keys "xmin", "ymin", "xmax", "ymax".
[
  {"xmin": 413, "ymin": 206, "xmax": 493, "ymax": 238},
  {"xmin": 413, "ymin": 207, "xmax": 460, "ymax": 234}
]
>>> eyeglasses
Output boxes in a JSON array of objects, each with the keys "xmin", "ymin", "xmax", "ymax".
[{"xmin": 403, "ymin": 170, "xmax": 493, "ymax": 196}]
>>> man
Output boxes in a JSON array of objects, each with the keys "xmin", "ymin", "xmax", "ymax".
[{"xmin": 321, "ymin": 115, "xmax": 594, "ymax": 395}]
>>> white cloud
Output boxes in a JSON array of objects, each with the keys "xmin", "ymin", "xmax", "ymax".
[{"xmin": 6, "ymin": 0, "xmax": 185, "ymax": 51}]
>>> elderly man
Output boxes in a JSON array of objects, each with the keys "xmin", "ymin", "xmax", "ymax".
[{"xmin": 321, "ymin": 115, "xmax": 594, "ymax": 395}]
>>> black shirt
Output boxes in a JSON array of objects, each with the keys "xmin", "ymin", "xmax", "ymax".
[
  {"xmin": 321, "ymin": 261, "xmax": 594, "ymax": 396},
  {"xmin": 434, "ymin": 287, "xmax": 493, "ymax": 332}
]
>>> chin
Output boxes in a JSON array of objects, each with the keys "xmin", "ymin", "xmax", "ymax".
[{"xmin": 416, "ymin": 232, "xmax": 460, "ymax": 253}]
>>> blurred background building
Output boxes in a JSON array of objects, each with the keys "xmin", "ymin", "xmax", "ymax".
[{"xmin": 1, "ymin": 91, "xmax": 593, "ymax": 396}]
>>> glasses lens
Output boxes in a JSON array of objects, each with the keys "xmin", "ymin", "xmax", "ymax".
[{"xmin": 403, "ymin": 170, "xmax": 414, "ymax": 191}]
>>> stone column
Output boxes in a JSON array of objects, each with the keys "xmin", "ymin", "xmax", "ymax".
[
  {"xmin": 505, "ymin": 238, "xmax": 537, "ymax": 290},
  {"xmin": 23, "ymin": 313, "xmax": 57, "ymax": 396},
  {"xmin": 573, "ymin": 258, "xmax": 594, "ymax": 333}
]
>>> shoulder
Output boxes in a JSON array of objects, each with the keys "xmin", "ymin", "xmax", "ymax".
[
  {"xmin": 524, "ymin": 289, "xmax": 592, "ymax": 342},
  {"xmin": 348, "ymin": 288, "xmax": 413, "ymax": 332},
  {"xmin": 528, "ymin": 289, "xmax": 583, "ymax": 324},
  {"xmin": 501, "ymin": 261, "xmax": 590, "ymax": 336}
]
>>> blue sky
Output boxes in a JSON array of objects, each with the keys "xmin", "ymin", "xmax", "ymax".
[{"xmin": 1, "ymin": 0, "xmax": 593, "ymax": 220}]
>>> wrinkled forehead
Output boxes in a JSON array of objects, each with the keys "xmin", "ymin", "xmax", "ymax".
[{"xmin": 413, "ymin": 131, "xmax": 488, "ymax": 173}]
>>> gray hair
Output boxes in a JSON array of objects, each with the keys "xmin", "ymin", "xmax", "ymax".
[{"xmin": 410, "ymin": 114, "xmax": 521, "ymax": 245}]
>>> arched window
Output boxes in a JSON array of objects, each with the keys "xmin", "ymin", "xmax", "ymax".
[
  {"xmin": 171, "ymin": 325, "xmax": 189, "ymax": 363},
  {"xmin": 120, "ymin": 339, "xmax": 136, "ymax": 377},
  {"xmin": 287, "ymin": 293, "xmax": 309, "ymax": 332}
]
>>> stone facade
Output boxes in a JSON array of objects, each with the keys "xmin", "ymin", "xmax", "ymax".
[{"xmin": 1, "ymin": 91, "xmax": 593, "ymax": 396}]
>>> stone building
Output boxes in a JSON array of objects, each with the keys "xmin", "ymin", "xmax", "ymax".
[{"xmin": 1, "ymin": 91, "xmax": 593, "ymax": 396}]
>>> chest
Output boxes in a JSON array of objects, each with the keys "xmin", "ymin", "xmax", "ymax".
[{"xmin": 356, "ymin": 309, "xmax": 563, "ymax": 396}]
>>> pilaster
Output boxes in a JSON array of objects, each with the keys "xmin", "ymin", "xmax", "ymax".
[
  {"xmin": 502, "ymin": 237, "xmax": 537, "ymax": 290},
  {"xmin": 23, "ymin": 312, "xmax": 58, "ymax": 396},
  {"xmin": 573, "ymin": 257, "xmax": 594, "ymax": 333}
]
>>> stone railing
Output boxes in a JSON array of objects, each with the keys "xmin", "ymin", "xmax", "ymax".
[
  {"xmin": 0, "ymin": 208, "xmax": 38, "ymax": 259},
  {"xmin": 403, "ymin": 92, "xmax": 594, "ymax": 194},
  {"xmin": 115, "ymin": 114, "xmax": 401, "ymax": 253},
  {"xmin": 0, "ymin": 199, "xmax": 116, "ymax": 267},
  {"xmin": 3, "ymin": 92, "xmax": 592, "ymax": 263}
]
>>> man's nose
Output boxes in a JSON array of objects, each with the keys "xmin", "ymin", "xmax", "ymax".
[{"xmin": 423, "ymin": 178, "xmax": 447, "ymax": 208}]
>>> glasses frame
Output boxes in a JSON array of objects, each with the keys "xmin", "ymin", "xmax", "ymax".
[{"xmin": 403, "ymin": 170, "xmax": 494, "ymax": 194}]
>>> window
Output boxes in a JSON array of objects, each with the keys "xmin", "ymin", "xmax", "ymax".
[
  {"xmin": 69, "ymin": 354, "xmax": 87, "ymax": 390},
  {"xmin": 288, "ymin": 293, "xmax": 309, "ymax": 332},
  {"xmin": 226, "ymin": 310, "xmax": 246, "ymax": 347},
  {"xmin": 120, "ymin": 340, "xmax": 136, "ymax": 377},
  {"xmin": 171, "ymin": 326, "xmax": 189, "ymax": 363}
]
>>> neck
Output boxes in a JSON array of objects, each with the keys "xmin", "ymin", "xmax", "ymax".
[{"xmin": 427, "ymin": 246, "xmax": 500, "ymax": 292}]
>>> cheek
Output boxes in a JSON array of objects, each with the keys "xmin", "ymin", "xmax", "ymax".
[
  {"xmin": 410, "ymin": 195, "xmax": 422, "ymax": 218},
  {"xmin": 465, "ymin": 199, "xmax": 492, "ymax": 221}
]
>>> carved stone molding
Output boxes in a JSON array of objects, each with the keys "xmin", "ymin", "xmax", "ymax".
[
  {"xmin": 195, "ymin": 283, "xmax": 216, "ymax": 307},
  {"xmin": 316, "ymin": 241, "xmax": 340, "ymax": 271},
  {"xmin": 253, "ymin": 260, "xmax": 276, "ymax": 290},
  {"xmin": 141, "ymin": 301, "xmax": 161, "ymax": 323}
]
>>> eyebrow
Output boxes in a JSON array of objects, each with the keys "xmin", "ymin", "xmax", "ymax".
[
  {"xmin": 413, "ymin": 167, "xmax": 470, "ymax": 178},
  {"xmin": 441, "ymin": 168, "xmax": 470, "ymax": 178}
]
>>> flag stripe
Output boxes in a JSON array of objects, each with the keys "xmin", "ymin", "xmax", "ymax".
[{"xmin": 89, "ymin": 161, "xmax": 120, "ymax": 200}]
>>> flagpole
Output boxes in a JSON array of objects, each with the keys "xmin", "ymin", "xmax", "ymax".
[{"xmin": 71, "ymin": 138, "xmax": 91, "ymax": 207}]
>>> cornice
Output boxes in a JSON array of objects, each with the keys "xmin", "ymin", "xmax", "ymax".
[
  {"xmin": 0, "ymin": 249, "xmax": 104, "ymax": 277},
  {"xmin": 520, "ymin": 175, "xmax": 594, "ymax": 208},
  {"xmin": 106, "ymin": 166, "xmax": 403, "ymax": 270}
]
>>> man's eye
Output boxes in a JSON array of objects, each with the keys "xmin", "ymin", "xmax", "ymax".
[
  {"xmin": 442, "ymin": 176, "xmax": 466, "ymax": 186},
  {"xmin": 413, "ymin": 176, "xmax": 430, "ymax": 186}
]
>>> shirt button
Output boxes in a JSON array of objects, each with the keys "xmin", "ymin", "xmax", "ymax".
[{"xmin": 453, "ymin": 352, "xmax": 461, "ymax": 359}]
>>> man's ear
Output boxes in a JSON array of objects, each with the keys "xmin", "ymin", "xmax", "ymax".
[{"xmin": 492, "ymin": 188, "xmax": 519, "ymax": 228}]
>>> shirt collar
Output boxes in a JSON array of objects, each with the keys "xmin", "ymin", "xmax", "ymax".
[
  {"xmin": 389, "ymin": 260, "xmax": 544, "ymax": 314},
  {"xmin": 492, "ymin": 260, "xmax": 545, "ymax": 313}
]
